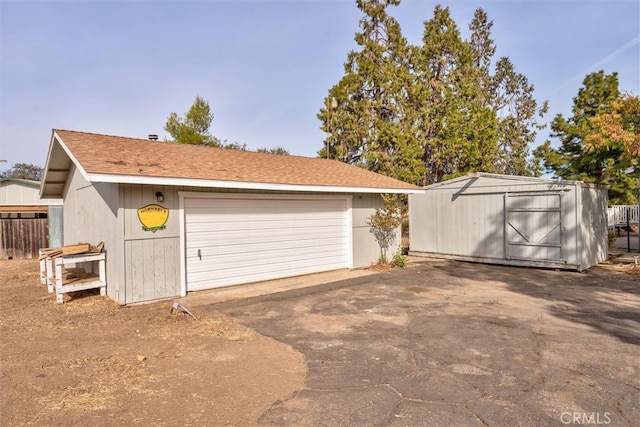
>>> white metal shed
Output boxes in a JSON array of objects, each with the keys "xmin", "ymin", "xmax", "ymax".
[{"xmin": 409, "ymin": 173, "xmax": 608, "ymax": 271}]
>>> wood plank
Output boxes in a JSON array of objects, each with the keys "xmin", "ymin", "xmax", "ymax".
[
  {"xmin": 61, "ymin": 243, "xmax": 91, "ymax": 255},
  {"xmin": 88, "ymin": 241, "xmax": 104, "ymax": 253},
  {"xmin": 39, "ymin": 250, "xmax": 58, "ymax": 260},
  {"xmin": 0, "ymin": 205, "xmax": 48, "ymax": 213},
  {"xmin": 39, "ymin": 241, "xmax": 103, "ymax": 259}
]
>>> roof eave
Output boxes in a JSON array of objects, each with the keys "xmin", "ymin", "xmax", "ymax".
[
  {"xmin": 40, "ymin": 130, "xmax": 91, "ymax": 198},
  {"xmin": 86, "ymin": 173, "xmax": 424, "ymax": 194},
  {"xmin": 40, "ymin": 131, "xmax": 59, "ymax": 198}
]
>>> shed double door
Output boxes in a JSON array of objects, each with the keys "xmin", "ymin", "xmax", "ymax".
[
  {"xmin": 504, "ymin": 193, "xmax": 565, "ymax": 263},
  {"xmin": 184, "ymin": 195, "xmax": 350, "ymax": 292}
]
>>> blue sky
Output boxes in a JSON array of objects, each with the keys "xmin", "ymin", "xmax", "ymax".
[{"xmin": 1, "ymin": 0, "xmax": 638, "ymax": 171}]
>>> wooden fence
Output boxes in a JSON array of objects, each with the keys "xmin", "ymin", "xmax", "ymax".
[{"xmin": 0, "ymin": 218, "xmax": 48, "ymax": 259}]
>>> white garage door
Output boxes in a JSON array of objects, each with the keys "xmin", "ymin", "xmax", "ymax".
[{"xmin": 184, "ymin": 195, "xmax": 350, "ymax": 291}]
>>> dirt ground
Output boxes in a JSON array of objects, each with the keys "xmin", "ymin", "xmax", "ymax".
[
  {"xmin": 0, "ymin": 259, "xmax": 306, "ymax": 427},
  {"xmin": 1, "ymin": 257, "xmax": 638, "ymax": 426}
]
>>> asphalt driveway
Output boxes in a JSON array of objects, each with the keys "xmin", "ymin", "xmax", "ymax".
[{"xmin": 199, "ymin": 259, "xmax": 640, "ymax": 426}]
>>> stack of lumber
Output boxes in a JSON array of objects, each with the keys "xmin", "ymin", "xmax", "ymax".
[
  {"xmin": 38, "ymin": 242, "xmax": 107, "ymax": 303},
  {"xmin": 39, "ymin": 242, "xmax": 104, "ymax": 260}
]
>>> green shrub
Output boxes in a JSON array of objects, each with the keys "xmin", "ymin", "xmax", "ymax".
[{"xmin": 392, "ymin": 249, "xmax": 407, "ymax": 268}]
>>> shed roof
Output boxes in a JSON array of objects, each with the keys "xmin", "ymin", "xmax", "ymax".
[
  {"xmin": 41, "ymin": 129, "xmax": 422, "ymax": 197},
  {"xmin": 425, "ymin": 173, "xmax": 608, "ymax": 191},
  {"xmin": 0, "ymin": 178, "xmax": 40, "ymax": 188}
]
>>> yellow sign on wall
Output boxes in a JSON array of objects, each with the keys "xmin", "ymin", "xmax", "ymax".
[{"xmin": 137, "ymin": 204, "xmax": 169, "ymax": 232}]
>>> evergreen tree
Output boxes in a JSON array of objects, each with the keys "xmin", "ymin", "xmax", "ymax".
[
  {"xmin": 164, "ymin": 96, "xmax": 220, "ymax": 146},
  {"xmin": 257, "ymin": 146, "xmax": 290, "ymax": 155},
  {"xmin": 318, "ymin": 0, "xmax": 424, "ymax": 184},
  {"xmin": 319, "ymin": 2, "xmax": 547, "ymax": 185},
  {"xmin": 411, "ymin": 5, "xmax": 467, "ymax": 184},
  {"xmin": 492, "ymin": 57, "xmax": 549, "ymax": 176},
  {"xmin": 536, "ymin": 71, "xmax": 638, "ymax": 204},
  {"xmin": 411, "ymin": 6, "xmax": 500, "ymax": 184},
  {"xmin": 467, "ymin": 8, "xmax": 548, "ymax": 177}
]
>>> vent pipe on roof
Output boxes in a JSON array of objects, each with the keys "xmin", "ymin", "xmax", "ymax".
[{"xmin": 148, "ymin": 134, "xmax": 158, "ymax": 141}]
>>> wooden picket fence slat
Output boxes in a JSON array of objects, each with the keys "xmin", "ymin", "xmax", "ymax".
[{"xmin": 0, "ymin": 218, "xmax": 49, "ymax": 259}]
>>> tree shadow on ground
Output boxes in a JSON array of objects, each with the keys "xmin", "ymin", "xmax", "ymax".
[{"xmin": 425, "ymin": 260, "xmax": 640, "ymax": 346}]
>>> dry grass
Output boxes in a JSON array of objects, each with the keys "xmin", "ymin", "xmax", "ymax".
[
  {"xmin": 1, "ymin": 259, "xmax": 305, "ymax": 427},
  {"xmin": 37, "ymin": 356, "xmax": 165, "ymax": 411},
  {"xmin": 627, "ymin": 264, "xmax": 640, "ymax": 275},
  {"xmin": 595, "ymin": 260, "xmax": 640, "ymax": 276},
  {"xmin": 368, "ymin": 260, "xmax": 398, "ymax": 271},
  {"xmin": 192, "ymin": 316, "xmax": 255, "ymax": 340},
  {"xmin": 2, "ymin": 258, "xmax": 255, "ymax": 414}
]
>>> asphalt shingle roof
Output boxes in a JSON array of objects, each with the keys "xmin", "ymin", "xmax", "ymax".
[{"xmin": 54, "ymin": 129, "xmax": 420, "ymax": 190}]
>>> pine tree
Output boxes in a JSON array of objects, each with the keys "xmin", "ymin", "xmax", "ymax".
[
  {"xmin": 537, "ymin": 71, "xmax": 638, "ymax": 204},
  {"xmin": 411, "ymin": 6, "xmax": 499, "ymax": 184},
  {"xmin": 492, "ymin": 57, "xmax": 549, "ymax": 176},
  {"xmin": 164, "ymin": 96, "xmax": 220, "ymax": 146},
  {"xmin": 318, "ymin": 0, "xmax": 424, "ymax": 184},
  {"xmin": 467, "ymin": 8, "xmax": 548, "ymax": 177},
  {"xmin": 319, "ymin": 2, "xmax": 547, "ymax": 185}
]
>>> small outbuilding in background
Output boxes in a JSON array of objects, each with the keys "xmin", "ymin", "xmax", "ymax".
[
  {"xmin": 0, "ymin": 178, "xmax": 63, "ymax": 259},
  {"xmin": 409, "ymin": 173, "xmax": 608, "ymax": 271}
]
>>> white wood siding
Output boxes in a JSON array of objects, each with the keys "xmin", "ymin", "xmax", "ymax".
[
  {"xmin": 183, "ymin": 194, "xmax": 351, "ymax": 291},
  {"xmin": 410, "ymin": 191, "xmax": 504, "ymax": 259},
  {"xmin": 122, "ymin": 184, "xmax": 181, "ymax": 304},
  {"xmin": 579, "ymin": 186, "xmax": 608, "ymax": 269},
  {"xmin": 62, "ymin": 166, "xmax": 122, "ymax": 301},
  {"xmin": 351, "ymin": 193, "xmax": 397, "ymax": 267},
  {"xmin": 409, "ymin": 174, "xmax": 608, "ymax": 270},
  {"xmin": 0, "ymin": 181, "xmax": 62, "ymax": 206},
  {"xmin": 124, "ymin": 237, "xmax": 180, "ymax": 303}
]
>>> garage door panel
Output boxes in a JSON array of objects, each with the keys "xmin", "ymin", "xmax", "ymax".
[
  {"xmin": 188, "ymin": 260, "xmax": 346, "ymax": 289},
  {"xmin": 185, "ymin": 198, "xmax": 344, "ymax": 214},
  {"xmin": 185, "ymin": 196, "xmax": 350, "ymax": 291},
  {"xmin": 187, "ymin": 234, "xmax": 348, "ymax": 249},
  {"xmin": 187, "ymin": 212, "xmax": 345, "ymax": 222},
  {"xmin": 187, "ymin": 250, "xmax": 348, "ymax": 279},
  {"xmin": 186, "ymin": 226, "xmax": 347, "ymax": 246},
  {"xmin": 185, "ymin": 197, "xmax": 341, "ymax": 209},
  {"xmin": 186, "ymin": 237, "xmax": 347, "ymax": 260},
  {"xmin": 186, "ymin": 241, "xmax": 347, "ymax": 258},
  {"xmin": 186, "ymin": 217, "xmax": 346, "ymax": 233},
  {"xmin": 187, "ymin": 206, "xmax": 344, "ymax": 217},
  {"xmin": 187, "ymin": 236, "xmax": 347, "ymax": 259},
  {"xmin": 186, "ymin": 251, "xmax": 348, "ymax": 286},
  {"xmin": 186, "ymin": 236, "xmax": 348, "ymax": 265}
]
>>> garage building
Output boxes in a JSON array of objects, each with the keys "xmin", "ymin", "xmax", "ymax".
[
  {"xmin": 40, "ymin": 129, "xmax": 421, "ymax": 304},
  {"xmin": 409, "ymin": 173, "xmax": 608, "ymax": 271}
]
